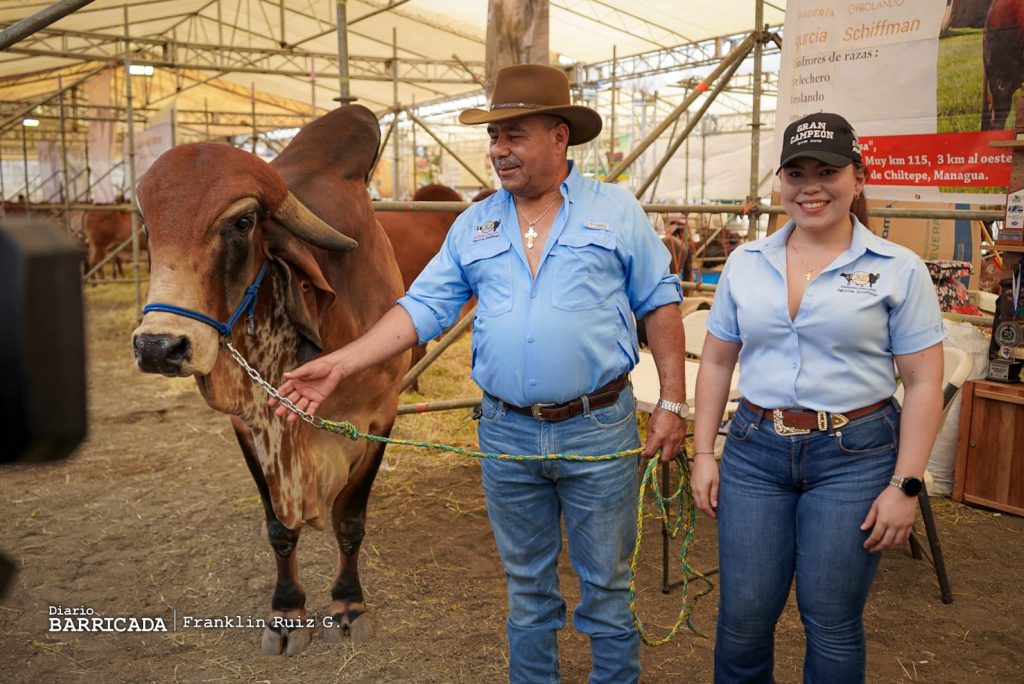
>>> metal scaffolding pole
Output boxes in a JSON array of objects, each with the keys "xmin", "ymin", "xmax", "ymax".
[
  {"xmin": 403, "ymin": 107, "xmax": 492, "ymax": 188},
  {"xmin": 58, "ymin": 75, "xmax": 72, "ymax": 234},
  {"xmin": 21, "ymin": 124, "xmax": 30, "ymax": 206},
  {"xmin": 748, "ymin": 0, "xmax": 766, "ymax": 240},
  {"xmin": 392, "ymin": 28, "xmax": 400, "ymax": 200},
  {"xmin": 0, "ymin": 60, "xmax": 119, "ymax": 134},
  {"xmin": 251, "ymin": 83, "xmax": 257, "ymax": 153},
  {"xmin": 370, "ymin": 114, "xmax": 398, "ymax": 185},
  {"xmin": 124, "ymin": 7, "xmax": 142, "ymax": 314},
  {"xmin": 606, "ymin": 32, "xmax": 757, "ymax": 183},
  {"xmin": 0, "ymin": 0, "xmax": 96, "ymax": 51},
  {"xmin": 633, "ymin": 46, "xmax": 750, "ymax": 200},
  {"xmin": 335, "ymin": 0, "xmax": 352, "ymax": 103},
  {"xmin": 609, "ymin": 45, "xmax": 617, "ymax": 162}
]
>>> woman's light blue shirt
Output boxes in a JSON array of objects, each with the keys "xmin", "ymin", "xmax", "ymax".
[
  {"xmin": 706, "ymin": 218, "xmax": 944, "ymax": 412},
  {"xmin": 398, "ymin": 162, "xmax": 681, "ymax": 406}
]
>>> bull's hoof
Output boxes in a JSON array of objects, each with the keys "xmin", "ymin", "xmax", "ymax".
[
  {"xmin": 284, "ymin": 626, "xmax": 312, "ymax": 656},
  {"xmin": 322, "ymin": 611, "xmax": 373, "ymax": 644},
  {"xmin": 349, "ymin": 613, "xmax": 373, "ymax": 644},
  {"xmin": 261, "ymin": 627, "xmax": 285, "ymax": 655},
  {"xmin": 260, "ymin": 625, "xmax": 312, "ymax": 656}
]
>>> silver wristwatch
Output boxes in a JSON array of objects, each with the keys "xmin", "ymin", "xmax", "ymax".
[{"xmin": 656, "ymin": 398, "xmax": 690, "ymax": 419}]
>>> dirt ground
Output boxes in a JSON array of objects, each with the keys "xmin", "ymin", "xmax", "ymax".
[{"xmin": 1, "ymin": 283, "xmax": 1022, "ymax": 684}]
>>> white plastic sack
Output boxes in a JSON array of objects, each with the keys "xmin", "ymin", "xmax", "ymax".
[{"xmin": 926, "ymin": 320, "xmax": 990, "ymax": 494}]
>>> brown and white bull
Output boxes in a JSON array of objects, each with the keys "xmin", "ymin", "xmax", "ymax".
[{"xmin": 131, "ymin": 106, "xmax": 407, "ymax": 655}]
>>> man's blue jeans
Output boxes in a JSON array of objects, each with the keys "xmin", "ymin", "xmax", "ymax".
[
  {"xmin": 478, "ymin": 388, "xmax": 641, "ymax": 684},
  {"xmin": 715, "ymin": 400, "xmax": 900, "ymax": 684}
]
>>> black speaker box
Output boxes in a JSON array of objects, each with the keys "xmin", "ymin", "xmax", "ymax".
[{"xmin": 0, "ymin": 218, "xmax": 86, "ymax": 464}]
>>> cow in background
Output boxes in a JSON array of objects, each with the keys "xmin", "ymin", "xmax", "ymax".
[
  {"xmin": 132, "ymin": 106, "xmax": 407, "ymax": 655},
  {"xmin": 83, "ymin": 206, "xmax": 147, "ymax": 279},
  {"xmin": 981, "ymin": 0, "xmax": 1024, "ymax": 130}
]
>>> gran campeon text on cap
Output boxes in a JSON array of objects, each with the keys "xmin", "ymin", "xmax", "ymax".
[{"xmin": 779, "ymin": 112, "xmax": 862, "ymax": 169}]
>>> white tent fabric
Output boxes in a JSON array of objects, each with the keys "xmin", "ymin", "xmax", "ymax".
[
  {"xmin": 0, "ymin": 1, "xmax": 786, "ymax": 119},
  {"xmin": 1, "ymin": 1, "xmax": 787, "ymax": 203}
]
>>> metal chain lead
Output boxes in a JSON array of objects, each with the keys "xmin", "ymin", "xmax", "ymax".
[{"xmin": 225, "ymin": 342, "xmax": 320, "ymax": 426}]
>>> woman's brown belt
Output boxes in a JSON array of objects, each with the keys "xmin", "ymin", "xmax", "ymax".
[{"xmin": 741, "ymin": 398, "xmax": 891, "ymax": 434}]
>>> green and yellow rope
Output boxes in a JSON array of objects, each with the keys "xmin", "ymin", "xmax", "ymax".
[
  {"xmin": 630, "ymin": 456, "xmax": 716, "ymax": 646},
  {"xmin": 319, "ymin": 417, "xmax": 715, "ymax": 644},
  {"xmin": 225, "ymin": 341, "xmax": 714, "ymax": 642}
]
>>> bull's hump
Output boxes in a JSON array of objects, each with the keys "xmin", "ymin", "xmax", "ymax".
[{"xmin": 272, "ymin": 106, "xmax": 381, "ymax": 184}]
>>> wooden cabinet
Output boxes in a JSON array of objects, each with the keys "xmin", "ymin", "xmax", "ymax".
[{"xmin": 954, "ymin": 380, "xmax": 1024, "ymax": 516}]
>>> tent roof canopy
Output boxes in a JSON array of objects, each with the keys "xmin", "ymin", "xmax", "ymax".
[{"xmin": 1, "ymin": 0, "xmax": 786, "ymax": 133}]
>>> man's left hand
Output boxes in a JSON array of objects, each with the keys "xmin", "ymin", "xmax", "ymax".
[{"xmin": 641, "ymin": 408, "xmax": 687, "ymax": 462}]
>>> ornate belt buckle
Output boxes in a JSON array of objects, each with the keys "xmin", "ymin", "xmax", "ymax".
[
  {"xmin": 530, "ymin": 402, "xmax": 557, "ymax": 420},
  {"xmin": 829, "ymin": 412, "xmax": 850, "ymax": 430},
  {"xmin": 772, "ymin": 408, "xmax": 810, "ymax": 435}
]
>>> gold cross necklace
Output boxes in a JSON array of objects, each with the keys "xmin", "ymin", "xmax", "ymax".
[
  {"xmin": 515, "ymin": 195, "xmax": 561, "ymax": 249},
  {"xmin": 788, "ymin": 240, "xmax": 815, "ymax": 281}
]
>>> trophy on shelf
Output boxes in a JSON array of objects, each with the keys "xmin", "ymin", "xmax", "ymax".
[{"xmin": 987, "ymin": 266, "xmax": 1024, "ymax": 383}]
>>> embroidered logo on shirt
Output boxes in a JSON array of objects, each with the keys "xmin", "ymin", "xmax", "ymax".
[
  {"xmin": 473, "ymin": 219, "xmax": 501, "ymax": 241},
  {"xmin": 837, "ymin": 271, "xmax": 881, "ymax": 296},
  {"xmin": 584, "ymin": 220, "xmax": 609, "ymax": 231}
]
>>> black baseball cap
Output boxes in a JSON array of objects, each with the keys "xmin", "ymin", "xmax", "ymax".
[{"xmin": 778, "ymin": 112, "xmax": 862, "ymax": 168}]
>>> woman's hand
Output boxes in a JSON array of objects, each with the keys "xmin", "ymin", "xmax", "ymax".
[
  {"xmin": 690, "ymin": 452, "xmax": 720, "ymax": 519},
  {"xmin": 860, "ymin": 486, "xmax": 918, "ymax": 552}
]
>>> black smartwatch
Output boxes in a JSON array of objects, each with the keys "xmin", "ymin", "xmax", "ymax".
[{"xmin": 889, "ymin": 475, "xmax": 923, "ymax": 497}]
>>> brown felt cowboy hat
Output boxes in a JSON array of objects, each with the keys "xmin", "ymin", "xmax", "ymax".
[{"xmin": 459, "ymin": 64, "xmax": 603, "ymax": 146}]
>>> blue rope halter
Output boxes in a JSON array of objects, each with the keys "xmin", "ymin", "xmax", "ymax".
[{"xmin": 142, "ymin": 259, "xmax": 271, "ymax": 339}]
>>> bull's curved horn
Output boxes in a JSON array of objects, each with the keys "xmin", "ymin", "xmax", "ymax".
[{"xmin": 273, "ymin": 192, "xmax": 358, "ymax": 252}]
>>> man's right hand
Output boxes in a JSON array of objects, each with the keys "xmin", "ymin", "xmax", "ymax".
[{"xmin": 270, "ymin": 355, "xmax": 345, "ymax": 422}]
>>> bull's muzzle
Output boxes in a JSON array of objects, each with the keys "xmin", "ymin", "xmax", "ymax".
[{"xmin": 133, "ymin": 332, "xmax": 193, "ymax": 376}]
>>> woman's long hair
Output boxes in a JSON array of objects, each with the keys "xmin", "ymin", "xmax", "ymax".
[{"xmin": 852, "ymin": 163, "xmax": 870, "ymax": 229}]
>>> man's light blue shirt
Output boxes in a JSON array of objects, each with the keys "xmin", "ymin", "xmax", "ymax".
[
  {"xmin": 398, "ymin": 162, "xmax": 681, "ymax": 406},
  {"xmin": 706, "ymin": 218, "xmax": 944, "ymax": 413}
]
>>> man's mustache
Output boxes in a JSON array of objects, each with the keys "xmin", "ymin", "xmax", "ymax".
[{"xmin": 493, "ymin": 156, "xmax": 522, "ymax": 170}]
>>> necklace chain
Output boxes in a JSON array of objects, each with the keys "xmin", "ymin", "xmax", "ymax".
[
  {"xmin": 516, "ymin": 196, "xmax": 561, "ymax": 249},
  {"xmin": 788, "ymin": 241, "xmax": 815, "ymax": 282}
]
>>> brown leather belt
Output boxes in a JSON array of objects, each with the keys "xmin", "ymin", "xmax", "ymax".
[
  {"xmin": 497, "ymin": 374, "xmax": 630, "ymax": 422},
  {"xmin": 741, "ymin": 398, "xmax": 890, "ymax": 435}
]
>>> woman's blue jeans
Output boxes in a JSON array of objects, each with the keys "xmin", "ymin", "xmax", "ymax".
[
  {"xmin": 715, "ymin": 399, "xmax": 900, "ymax": 684},
  {"xmin": 478, "ymin": 388, "xmax": 641, "ymax": 684}
]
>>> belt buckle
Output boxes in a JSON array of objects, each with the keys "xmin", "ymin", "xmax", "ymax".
[
  {"xmin": 772, "ymin": 408, "xmax": 810, "ymax": 436},
  {"xmin": 829, "ymin": 412, "xmax": 850, "ymax": 430},
  {"xmin": 530, "ymin": 402, "xmax": 557, "ymax": 420}
]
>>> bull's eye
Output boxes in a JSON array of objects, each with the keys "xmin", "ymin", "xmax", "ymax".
[{"xmin": 233, "ymin": 214, "xmax": 255, "ymax": 232}]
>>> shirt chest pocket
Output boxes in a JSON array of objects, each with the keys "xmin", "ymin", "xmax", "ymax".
[
  {"xmin": 551, "ymin": 229, "xmax": 617, "ymax": 311},
  {"xmin": 460, "ymin": 236, "xmax": 514, "ymax": 316}
]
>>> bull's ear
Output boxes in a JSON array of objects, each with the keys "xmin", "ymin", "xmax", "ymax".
[{"xmin": 265, "ymin": 239, "xmax": 335, "ymax": 364}]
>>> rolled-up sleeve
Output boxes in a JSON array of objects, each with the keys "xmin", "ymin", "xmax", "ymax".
[
  {"xmin": 397, "ymin": 229, "xmax": 474, "ymax": 345},
  {"xmin": 621, "ymin": 198, "xmax": 682, "ymax": 318}
]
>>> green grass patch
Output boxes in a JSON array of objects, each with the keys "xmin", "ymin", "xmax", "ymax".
[{"xmin": 937, "ymin": 28, "xmax": 1020, "ymax": 132}]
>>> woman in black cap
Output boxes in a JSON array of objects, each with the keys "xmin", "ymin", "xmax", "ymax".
[{"xmin": 690, "ymin": 112, "xmax": 944, "ymax": 683}]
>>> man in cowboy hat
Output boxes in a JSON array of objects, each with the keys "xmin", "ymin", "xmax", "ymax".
[{"xmin": 273, "ymin": 63, "xmax": 687, "ymax": 684}]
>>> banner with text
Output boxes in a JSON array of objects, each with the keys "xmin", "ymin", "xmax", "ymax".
[{"xmin": 776, "ymin": 0, "xmax": 1015, "ymax": 203}]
